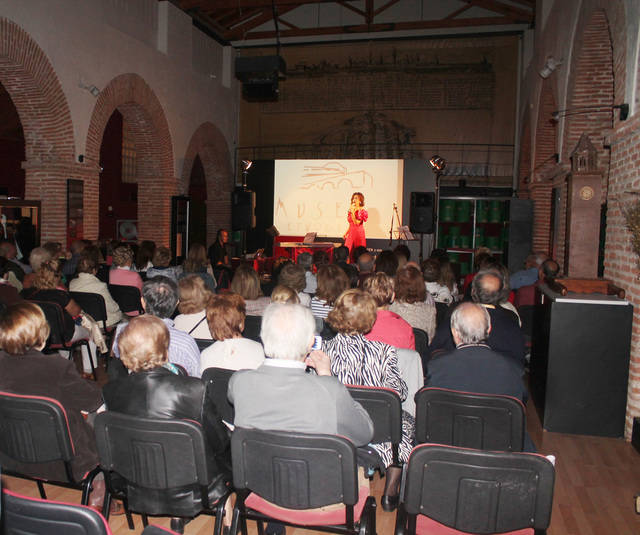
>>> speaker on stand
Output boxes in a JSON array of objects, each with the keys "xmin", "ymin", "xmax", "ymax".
[{"xmin": 410, "ymin": 191, "xmax": 435, "ymax": 262}]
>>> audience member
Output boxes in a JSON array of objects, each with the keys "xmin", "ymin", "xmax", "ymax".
[
  {"xmin": 111, "ymin": 276, "xmax": 201, "ymax": 377},
  {"xmin": 323, "ymin": 289, "xmax": 412, "ymax": 508},
  {"xmin": 136, "ymin": 240, "xmax": 156, "ymax": 273},
  {"xmin": 515, "ymin": 259, "xmax": 560, "ymax": 307},
  {"xmin": 180, "ymin": 243, "xmax": 216, "ymax": 291},
  {"xmin": 229, "ymin": 302, "xmax": 373, "ymax": 445},
  {"xmin": 31, "ymin": 259, "xmax": 97, "ymax": 376},
  {"xmin": 62, "ymin": 239, "xmax": 88, "ymax": 278},
  {"xmin": 393, "ymin": 244, "xmax": 411, "ymax": 268},
  {"xmin": 352, "ymin": 245, "xmax": 368, "ymax": 264},
  {"xmin": 22, "ymin": 247, "xmax": 52, "ymax": 289},
  {"xmin": 462, "ymin": 249, "xmax": 494, "ymax": 296},
  {"xmin": 363, "ymin": 272, "xmax": 415, "ymax": 349},
  {"xmin": 430, "ymin": 270, "xmax": 525, "ymax": 368},
  {"xmin": 510, "ymin": 251, "xmax": 549, "ymax": 290},
  {"xmin": 69, "ymin": 255, "xmax": 123, "ymax": 328},
  {"xmin": 0, "ymin": 257, "xmax": 22, "ymax": 305},
  {"xmin": 270, "ymin": 284, "xmax": 300, "ymax": 304},
  {"xmin": 421, "ymin": 258, "xmax": 452, "ymax": 304},
  {"xmin": 389, "ymin": 264, "xmax": 436, "ymax": 341},
  {"xmin": 374, "ymin": 249, "xmax": 399, "ymax": 277},
  {"xmin": 146, "ymin": 246, "xmax": 182, "ymax": 282},
  {"xmin": 296, "ymin": 252, "xmax": 316, "ymax": 294},
  {"xmin": 230, "ymin": 264, "xmax": 271, "ymax": 316},
  {"xmin": 333, "ymin": 245, "xmax": 358, "ymax": 287},
  {"xmin": 437, "ymin": 256, "xmax": 459, "ymax": 302},
  {"xmin": 427, "ymin": 302, "xmax": 527, "ymax": 402},
  {"xmin": 0, "ymin": 302, "xmax": 103, "ymax": 504},
  {"xmin": 312, "ymin": 249, "xmax": 330, "ymax": 270},
  {"xmin": 356, "ymin": 250, "xmax": 375, "ymax": 286},
  {"xmin": 278, "ymin": 263, "xmax": 310, "ymax": 306},
  {"xmin": 174, "ymin": 275, "xmax": 214, "ymax": 339},
  {"xmin": 109, "ymin": 244, "xmax": 143, "ymax": 291},
  {"xmin": 103, "ymin": 315, "xmax": 230, "ymax": 525},
  {"xmin": 0, "ymin": 240, "xmax": 25, "ymax": 282},
  {"xmin": 200, "ymin": 294, "xmax": 265, "ymax": 372},
  {"xmin": 310, "ymin": 264, "xmax": 349, "ymax": 319},
  {"xmin": 208, "ymin": 229, "xmax": 232, "ymax": 289}
]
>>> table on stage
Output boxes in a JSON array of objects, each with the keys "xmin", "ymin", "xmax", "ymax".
[{"xmin": 275, "ymin": 241, "xmax": 339, "ymax": 262}]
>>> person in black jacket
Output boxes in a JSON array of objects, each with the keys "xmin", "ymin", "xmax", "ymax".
[{"xmin": 102, "ymin": 315, "xmax": 231, "ymax": 526}]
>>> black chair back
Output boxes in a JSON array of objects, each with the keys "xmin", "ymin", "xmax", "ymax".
[
  {"xmin": 401, "ymin": 445, "xmax": 555, "ymax": 534},
  {"xmin": 414, "ymin": 387, "xmax": 525, "ymax": 452},
  {"xmin": 346, "ymin": 385, "xmax": 402, "ymax": 464},
  {"xmin": 195, "ymin": 338, "xmax": 215, "ymax": 352},
  {"xmin": 242, "ymin": 315, "xmax": 262, "ymax": 343},
  {"xmin": 202, "ymin": 367, "xmax": 235, "ymax": 424},
  {"xmin": 1, "ymin": 489, "xmax": 112, "ymax": 535},
  {"xmin": 434, "ymin": 301, "xmax": 449, "ymax": 329},
  {"xmin": 70, "ymin": 291, "xmax": 108, "ymax": 331},
  {"xmin": 411, "ymin": 327, "xmax": 431, "ymax": 376},
  {"xmin": 28, "ymin": 300, "xmax": 67, "ymax": 348},
  {"xmin": 107, "ymin": 284, "xmax": 144, "ymax": 316},
  {"xmin": 231, "ymin": 427, "xmax": 359, "ymax": 509}
]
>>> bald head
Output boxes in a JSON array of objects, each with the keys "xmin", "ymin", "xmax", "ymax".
[
  {"xmin": 471, "ymin": 270, "xmax": 503, "ymax": 305},
  {"xmin": 450, "ymin": 302, "xmax": 491, "ymax": 346}
]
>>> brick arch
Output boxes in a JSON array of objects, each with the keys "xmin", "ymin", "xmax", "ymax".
[
  {"xmin": 0, "ymin": 17, "xmax": 76, "ymax": 243},
  {"xmin": 181, "ymin": 122, "xmax": 233, "ymax": 245},
  {"xmin": 85, "ymin": 73, "xmax": 175, "ymax": 246},
  {"xmin": 562, "ymin": 8, "xmax": 616, "ymax": 195}
]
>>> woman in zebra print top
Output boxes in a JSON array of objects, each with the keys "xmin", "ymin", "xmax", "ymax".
[{"xmin": 323, "ymin": 289, "xmax": 415, "ymax": 468}]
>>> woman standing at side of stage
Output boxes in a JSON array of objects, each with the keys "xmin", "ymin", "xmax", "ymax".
[{"xmin": 343, "ymin": 192, "xmax": 368, "ymax": 256}]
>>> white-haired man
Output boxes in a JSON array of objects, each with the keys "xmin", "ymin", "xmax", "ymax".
[
  {"xmin": 427, "ymin": 302, "xmax": 526, "ymax": 402},
  {"xmin": 228, "ymin": 303, "xmax": 374, "ymax": 446}
]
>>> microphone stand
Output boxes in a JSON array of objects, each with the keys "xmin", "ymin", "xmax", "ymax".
[
  {"xmin": 393, "ymin": 204, "xmax": 403, "ymax": 241},
  {"xmin": 388, "ymin": 203, "xmax": 395, "ymax": 246}
]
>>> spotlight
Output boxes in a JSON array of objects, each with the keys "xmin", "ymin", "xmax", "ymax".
[
  {"xmin": 242, "ymin": 160, "xmax": 253, "ymax": 171},
  {"xmin": 539, "ymin": 56, "xmax": 562, "ymax": 79},
  {"xmin": 428, "ymin": 155, "xmax": 446, "ymax": 172}
]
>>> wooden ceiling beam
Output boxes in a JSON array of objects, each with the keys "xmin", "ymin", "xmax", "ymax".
[
  {"xmin": 373, "ymin": 0, "xmax": 402, "ymax": 17},
  {"xmin": 336, "ymin": 1, "xmax": 365, "ymax": 17},
  {"xmin": 466, "ymin": 0, "xmax": 533, "ymax": 22},
  {"xmin": 239, "ymin": 15, "xmax": 521, "ymax": 40},
  {"xmin": 446, "ymin": 4, "xmax": 473, "ymax": 19},
  {"xmin": 227, "ymin": 5, "xmax": 299, "ymax": 40},
  {"xmin": 181, "ymin": 0, "xmax": 354, "ymax": 8}
]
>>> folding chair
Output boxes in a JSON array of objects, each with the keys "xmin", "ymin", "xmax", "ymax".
[
  {"xmin": 395, "ymin": 444, "xmax": 555, "ymax": 535},
  {"xmin": 70, "ymin": 291, "xmax": 115, "ymax": 349},
  {"xmin": 0, "ymin": 391, "xmax": 102, "ymax": 505},
  {"xmin": 414, "ymin": 387, "xmax": 525, "ymax": 452},
  {"xmin": 230, "ymin": 427, "xmax": 376, "ymax": 535},
  {"xmin": 94, "ymin": 412, "xmax": 230, "ymax": 534},
  {"xmin": 1, "ymin": 489, "xmax": 112, "ymax": 535}
]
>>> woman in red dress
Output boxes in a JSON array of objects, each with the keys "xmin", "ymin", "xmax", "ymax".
[{"xmin": 343, "ymin": 192, "xmax": 368, "ymax": 254}]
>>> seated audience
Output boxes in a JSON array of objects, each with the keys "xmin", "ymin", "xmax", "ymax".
[
  {"xmin": 22, "ymin": 247, "xmax": 52, "ymax": 289},
  {"xmin": 430, "ymin": 270, "xmax": 525, "ymax": 368},
  {"xmin": 296, "ymin": 252, "xmax": 316, "ymax": 294},
  {"xmin": 374, "ymin": 249, "xmax": 399, "ymax": 277},
  {"xmin": 310, "ymin": 264, "xmax": 349, "ymax": 319},
  {"xmin": 389, "ymin": 264, "xmax": 436, "ymax": 341},
  {"xmin": 200, "ymin": 294, "xmax": 265, "ymax": 372},
  {"xmin": 436, "ymin": 255, "xmax": 459, "ymax": 302},
  {"xmin": 427, "ymin": 301, "xmax": 527, "ymax": 403},
  {"xmin": 510, "ymin": 251, "xmax": 548, "ymax": 290},
  {"xmin": 333, "ymin": 245, "xmax": 358, "ymax": 287},
  {"xmin": 363, "ymin": 272, "xmax": 415, "ymax": 350},
  {"xmin": 0, "ymin": 302, "xmax": 103, "ymax": 504},
  {"xmin": 270, "ymin": 284, "xmax": 300, "ymax": 304},
  {"xmin": 462, "ymin": 247, "xmax": 493, "ymax": 295},
  {"xmin": 69, "ymin": 255, "xmax": 123, "ymax": 328},
  {"xmin": 112, "ymin": 276, "xmax": 201, "ymax": 377},
  {"xmin": 393, "ymin": 244, "xmax": 411, "ymax": 268},
  {"xmin": 228, "ymin": 302, "xmax": 373, "ymax": 446},
  {"xmin": 278, "ymin": 263, "xmax": 310, "ymax": 306},
  {"xmin": 0, "ymin": 257, "xmax": 22, "ymax": 305},
  {"xmin": 62, "ymin": 239, "xmax": 88, "ymax": 278},
  {"xmin": 0, "ymin": 240, "xmax": 25, "ymax": 282},
  {"xmin": 356, "ymin": 250, "xmax": 375, "ymax": 286},
  {"xmin": 180, "ymin": 243, "xmax": 216, "ymax": 292},
  {"xmin": 174, "ymin": 275, "xmax": 214, "ymax": 339},
  {"xmin": 312, "ymin": 249, "xmax": 330, "ymax": 271},
  {"xmin": 488, "ymin": 262, "xmax": 519, "ymax": 322},
  {"xmin": 146, "ymin": 246, "xmax": 182, "ymax": 282},
  {"xmin": 515, "ymin": 259, "xmax": 560, "ymax": 308},
  {"xmin": 103, "ymin": 315, "xmax": 230, "ymax": 524},
  {"xmin": 323, "ymin": 289, "xmax": 413, "ymax": 507},
  {"xmin": 109, "ymin": 244, "xmax": 143, "ymax": 291},
  {"xmin": 30, "ymin": 259, "xmax": 97, "ymax": 376},
  {"xmin": 230, "ymin": 264, "xmax": 271, "ymax": 316},
  {"xmin": 136, "ymin": 239, "xmax": 156, "ymax": 273},
  {"xmin": 421, "ymin": 258, "xmax": 453, "ymax": 304}
]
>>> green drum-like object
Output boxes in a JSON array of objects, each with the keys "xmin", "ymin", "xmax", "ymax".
[
  {"xmin": 489, "ymin": 201, "xmax": 503, "ymax": 223},
  {"xmin": 476, "ymin": 200, "xmax": 488, "ymax": 223},
  {"xmin": 440, "ymin": 200, "xmax": 455, "ymax": 222},
  {"xmin": 456, "ymin": 201, "xmax": 472, "ymax": 222}
]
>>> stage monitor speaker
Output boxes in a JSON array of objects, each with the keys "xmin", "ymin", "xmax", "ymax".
[
  {"xmin": 410, "ymin": 192, "xmax": 435, "ymax": 234},
  {"xmin": 232, "ymin": 187, "xmax": 256, "ymax": 230},
  {"xmin": 235, "ymin": 55, "xmax": 286, "ymax": 102}
]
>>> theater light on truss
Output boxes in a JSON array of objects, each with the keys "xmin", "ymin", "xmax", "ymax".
[
  {"xmin": 428, "ymin": 155, "xmax": 446, "ymax": 172},
  {"xmin": 242, "ymin": 159, "xmax": 253, "ymax": 171}
]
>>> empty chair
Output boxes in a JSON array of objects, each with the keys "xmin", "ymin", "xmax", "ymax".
[
  {"xmin": 230, "ymin": 427, "xmax": 376, "ymax": 535},
  {"xmin": 108, "ymin": 284, "xmax": 144, "ymax": 316},
  {"xmin": 414, "ymin": 387, "xmax": 525, "ymax": 452},
  {"xmin": 94, "ymin": 412, "xmax": 230, "ymax": 534},
  {"xmin": 1, "ymin": 489, "xmax": 112, "ymax": 535},
  {"xmin": 396, "ymin": 444, "xmax": 555, "ymax": 535},
  {"xmin": 0, "ymin": 391, "xmax": 101, "ymax": 504}
]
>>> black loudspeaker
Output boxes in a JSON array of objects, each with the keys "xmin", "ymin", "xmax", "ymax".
[
  {"xmin": 410, "ymin": 192, "xmax": 435, "ymax": 234},
  {"xmin": 232, "ymin": 187, "xmax": 256, "ymax": 230},
  {"xmin": 235, "ymin": 55, "xmax": 286, "ymax": 101}
]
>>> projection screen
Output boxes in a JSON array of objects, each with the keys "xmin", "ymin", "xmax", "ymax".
[{"xmin": 274, "ymin": 160, "xmax": 404, "ymax": 239}]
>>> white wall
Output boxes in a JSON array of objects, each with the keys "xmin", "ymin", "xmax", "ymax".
[{"xmin": 0, "ymin": 0, "xmax": 239, "ymax": 179}]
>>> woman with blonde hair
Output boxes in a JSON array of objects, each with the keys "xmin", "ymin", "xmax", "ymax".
[
  {"xmin": 174, "ymin": 274, "xmax": 215, "ymax": 339},
  {"xmin": 323, "ymin": 289, "xmax": 413, "ymax": 509},
  {"xmin": 270, "ymin": 284, "xmax": 300, "ymax": 304},
  {"xmin": 200, "ymin": 294, "xmax": 265, "ymax": 372},
  {"xmin": 230, "ymin": 264, "xmax": 270, "ymax": 316},
  {"xmin": 109, "ymin": 244, "xmax": 143, "ymax": 291},
  {"xmin": 180, "ymin": 243, "xmax": 216, "ymax": 291}
]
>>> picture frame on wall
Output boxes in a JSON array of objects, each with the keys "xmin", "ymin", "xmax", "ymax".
[{"xmin": 117, "ymin": 219, "xmax": 138, "ymax": 242}]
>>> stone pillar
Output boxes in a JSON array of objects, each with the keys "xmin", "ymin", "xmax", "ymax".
[{"xmin": 565, "ymin": 134, "xmax": 602, "ymax": 278}]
